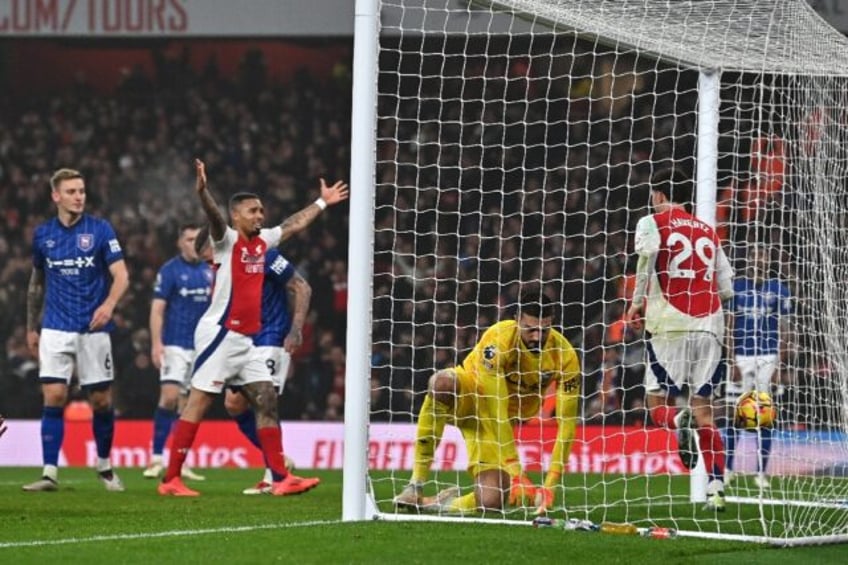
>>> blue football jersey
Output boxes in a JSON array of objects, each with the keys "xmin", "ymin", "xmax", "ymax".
[
  {"xmin": 154, "ymin": 256, "xmax": 213, "ymax": 349},
  {"xmin": 253, "ymin": 248, "xmax": 296, "ymax": 347},
  {"xmin": 730, "ymin": 278, "xmax": 792, "ymax": 356},
  {"xmin": 32, "ymin": 214, "xmax": 124, "ymax": 333}
]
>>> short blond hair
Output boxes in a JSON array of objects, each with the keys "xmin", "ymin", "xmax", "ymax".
[{"xmin": 50, "ymin": 168, "xmax": 84, "ymax": 191}]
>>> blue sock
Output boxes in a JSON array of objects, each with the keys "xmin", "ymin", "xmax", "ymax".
[
  {"xmin": 41, "ymin": 406, "xmax": 65, "ymax": 467},
  {"xmin": 724, "ymin": 425, "xmax": 738, "ymax": 472},
  {"xmin": 152, "ymin": 407, "xmax": 178, "ymax": 456},
  {"xmin": 759, "ymin": 427, "xmax": 773, "ymax": 474},
  {"xmin": 92, "ymin": 408, "xmax": 115, "ymax": 460},
  {"xmin": 235, "ymin": 410, "xmax": 261, "ymax": 449}
]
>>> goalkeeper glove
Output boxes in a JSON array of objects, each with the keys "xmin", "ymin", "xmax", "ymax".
[
  {"xmin": 534, "ymin": 470, "xmax": 561, "ymax": 515},
  {"xmin": 534, "ymin": 487, "xmax": 554, "ymax": 515},
  {"xmin": 508, "ymin": 473, "xmax": 537, "ymax": 507}
]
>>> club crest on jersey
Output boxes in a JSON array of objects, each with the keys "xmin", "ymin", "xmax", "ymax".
[{"xmin": 77, "ymin": 234, "xmax": 94, "ymax": 252}]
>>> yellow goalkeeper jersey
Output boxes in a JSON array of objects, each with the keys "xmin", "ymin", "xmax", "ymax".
[
  {"xmin": 460, "ymin": 320, "xmax": 580, "ymax": 421},
  {"xmin": 455, "ymin": 319, "xmax": 581, "ymax": 477}
]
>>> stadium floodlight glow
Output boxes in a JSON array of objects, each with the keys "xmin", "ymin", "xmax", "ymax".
[{"xmin": 346, "ymin": 0, "xmax": 848, "ymax": 546}]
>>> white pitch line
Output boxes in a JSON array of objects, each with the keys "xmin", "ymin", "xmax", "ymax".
[
  {"xmin": 0, "ymin": 480, "xmax": 85, "ymax": 486},
  {"xmin": 0, "ymin": 519, "xmax": 340, "ymax": 549}
]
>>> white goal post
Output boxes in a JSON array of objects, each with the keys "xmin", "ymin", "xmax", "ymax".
[{"xmin": 345, "ymin": 0, "xmax": 848, "ymax": 546}]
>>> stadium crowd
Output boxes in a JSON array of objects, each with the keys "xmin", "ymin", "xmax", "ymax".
[
  {"xmin": 0, "ymin": 38, "xmax": 828, "ymax": 428},
  {"xmin": 0, "ymin": 44, "xmax": 352, "ymax": 420}
]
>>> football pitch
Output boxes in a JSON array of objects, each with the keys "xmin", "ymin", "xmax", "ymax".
[{"xmin": 0, "ymin": 468, "xmax": 846, "ymax": 564}]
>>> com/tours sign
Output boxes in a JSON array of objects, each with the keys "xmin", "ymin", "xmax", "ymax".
[{"xmin": 0, "ymin": 0, "xmax": 355, "ymax": 36}]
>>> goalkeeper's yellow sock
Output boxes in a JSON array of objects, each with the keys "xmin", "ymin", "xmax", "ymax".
[
  {"xmin": 447, "ymin": 492, "xmax": 478, "ymax": 513},
  {"xmin": 411, "ymin": 395, "xmax": 449, "ymax": 484}
]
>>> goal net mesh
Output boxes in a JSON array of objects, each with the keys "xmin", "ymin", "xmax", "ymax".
[{"xmin": 367, "ymin": 0, "xmax": 848, "ymax": 544}]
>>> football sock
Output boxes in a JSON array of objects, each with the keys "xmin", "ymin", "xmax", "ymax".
[
  {"xmin": 724, "ymin": 425, "xmax": 739, "ymax": 471},
  {"xmin": 152, "ymin": 406, "xmax": 178, "ymax": 457},
  {"xmin": 759, "ymin": 426, "xmax": 773, "ymax": 474},
  {"xmin": 164, "ymin": 420, "xmax": 199, "ymax": 482},
  {"xmin": 234, "ymin": 409, "xmax": 261, "ymax": 449},
  {"xmin": 698, "ymin": 426, "xmax": 726, "ymax": 483},
  {"xmin": 411, "ymin": 395, "xmax": 450, "ymax": 484},
  {"xmin": 41, "ymin": 406, "xmax": 64, "ymax": 472},
  {"xmin": 257, "ymin": 426, "xmax": 289, "ymax": 482},
  {"xmin": 649, "ymin": 405, "xmax": 678, "ymax": 429},
  {"xmin": 447, "ymin": 492, "xmax": 478, "ymax": 513},
  {"xmin": 235, "ymin": 410, "xmax": 275, "ymax": 471},
  {"xmin": 92, "ymin": 407, "xmax": 115, "ymax": 460}
]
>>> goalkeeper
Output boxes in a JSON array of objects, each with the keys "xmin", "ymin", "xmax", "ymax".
[{"xmin": 393, "ymin": 291, "xmax": 580, "ymax": 515}]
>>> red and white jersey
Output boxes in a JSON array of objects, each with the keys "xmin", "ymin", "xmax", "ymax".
[
  {"xmin": 634, "ymin": 208, "xmax": 733, "ymax": 335},
  {"xmin": 199, "ymin": 225, "xmax": 282, "ymax": 336}
]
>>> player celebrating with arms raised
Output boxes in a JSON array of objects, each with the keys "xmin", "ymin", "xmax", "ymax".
[
  {"xmin": 625, "ymin": 169, "xmax": 734, "ymax": 511},
  {"xmin": 158, "ymin": 159, "xmax": 347, "ymax": 496},
  {"xmin": 194, "ymin": 226, "xmax": 311, "ymax": 494},
  {"xmin": 25, "ymin": 168, "xmax": 130, "ymax": 492},
  {"xmin": 394, "ymin": 291, "xmax": 580, "ymax": 515}
]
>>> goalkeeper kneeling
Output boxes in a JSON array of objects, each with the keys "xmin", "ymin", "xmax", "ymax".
[{"xmin": 393, "ymin": 291, "xmax": 580, "ymax": 516}]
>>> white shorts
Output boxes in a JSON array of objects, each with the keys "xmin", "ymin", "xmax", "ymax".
[
  {"xmin": 190, "ymin": 323, "xmax": 273, "ymax": 394},
  {"xmin": 734, "ymin": 354, "xmax": 777, "ymax": 395},
  {"xmin": 39, "ymin": 329, "xmax": 113, "ymax": 388},
  {"xmin": 161, "ymin": 346, "xmax": 195, "ymax": 390},
  {"xmin": 240, "ymin": 346, "xmax": 291, "ymax": 393},
  {"xmin": 645, "ymin": 332, "xmax": 723, "ymax": 397}
]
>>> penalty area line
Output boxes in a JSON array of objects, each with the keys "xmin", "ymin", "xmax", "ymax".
[{"xmin": 0, "ymin": 519, "xmax": 341, "ymax": 549}]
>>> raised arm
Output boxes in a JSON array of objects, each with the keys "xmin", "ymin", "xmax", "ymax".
[
  {"xmin": 283, "ymin": 273, "xmax": 312, "ymax": 354},
  {"xmin": 278, "ymin": 178, "xmax": 349, "ymax": 242},
  {"xmin": 26, "ymin": 268, "xmax": 45, "ymax": 356},
  {"xmin": 194, "ymin": 159, "xmax": 227, "ymax": 241}
]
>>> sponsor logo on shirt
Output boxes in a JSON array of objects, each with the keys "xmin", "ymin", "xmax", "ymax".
[
  {"xmin": 240, "ymin": 247, "xmax": 265, "ymax": 274},
  {"xmin": 178, "ymin": 287, "xmax": 211, "ymax": 301},
  {"xmin": 45, "ymin": 256, "xmax": 95, "ymax": 275},
  {"xmin": 108, "ymin": 239, "xmax": 122, "ymax": 253}
]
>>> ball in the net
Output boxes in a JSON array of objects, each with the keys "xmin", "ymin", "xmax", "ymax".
[{"xmin": 735, "ymin": 391, "xmax": 777, "ymax": 429}]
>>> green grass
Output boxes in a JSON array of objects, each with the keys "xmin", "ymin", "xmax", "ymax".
[{"xmin": 0, "ymin": 468, "xmax": 847, "ymax": 564}]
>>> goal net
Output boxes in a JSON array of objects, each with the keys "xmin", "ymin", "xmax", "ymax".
[{"xmin": 350, "ymin": 0, "xmax": 848, "ymax": 545}]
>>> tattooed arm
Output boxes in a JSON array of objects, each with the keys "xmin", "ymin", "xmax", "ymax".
[
  {"xmin": 278, "ymin": 178, "xmax": 349, "ymax": 242},
  {"xmin": 194, "ymin": 159, "xmax": 227, "ymax": 241},
  {"xmin": 26, "ymin": 268, "xmax": 45, "ymax": 357}
]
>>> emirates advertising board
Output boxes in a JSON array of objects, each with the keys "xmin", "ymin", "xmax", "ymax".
[{"xmin": 2, "ymin": 420, "xmax": 846, "ymax": 476}]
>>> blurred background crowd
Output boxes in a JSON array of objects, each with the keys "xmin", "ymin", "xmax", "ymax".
[{"xmin": 0, "ymin": 37, "xmax": 834, "ymax": 427}]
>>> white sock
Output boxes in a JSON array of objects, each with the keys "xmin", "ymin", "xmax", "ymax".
[
  {"xmin": 150, "ymin": 455, "xmax": 163, "ymax": 466},
  {"xmin": 43, "ymin": 465, "xmax": 58, "ymax": 482},
  {"xmin": 96, "ymin": 457, "xmax": 112, "ymax": 473},
  {"xmin": 263, "ymin": 468, "xmax": 273, "ymax": 483},
  {"xmin": 707, "ymin": 478, "xmax": 725, "ymax": 494}
]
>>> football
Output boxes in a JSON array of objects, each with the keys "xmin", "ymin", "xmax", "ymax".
[{"xmin": 736, "ymin": 391, "xmax": 777, "ymax": 429}]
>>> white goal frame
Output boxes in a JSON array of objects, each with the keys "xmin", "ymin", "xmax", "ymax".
[{"xmin": 344, "ymin": 0, "xmax": 848, "ymax": 546}]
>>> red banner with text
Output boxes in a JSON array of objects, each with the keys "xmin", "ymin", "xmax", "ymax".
[{"xmin": 0, "ymin": 420, "xmax": 686, "ymax": 474}]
